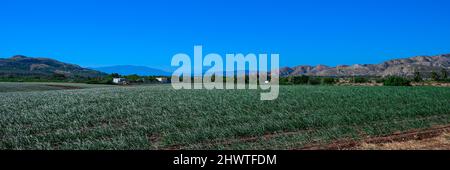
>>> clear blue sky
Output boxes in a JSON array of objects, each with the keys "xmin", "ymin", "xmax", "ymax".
[{"xmin": 1, "ymin": 0, "xmax": 449, "ymax": 70}]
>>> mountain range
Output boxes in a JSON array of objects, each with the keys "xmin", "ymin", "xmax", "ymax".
[
  {"xmin": 0, "ymin": 55, "xmax": 105, "ymax": 78},
  {"xmin": 279, "ymin": 54, "xmax": 450, "ymax": 77},
  {"xmin": 1, "ymin": 54, "xmax": 449, "ymax": 78}
]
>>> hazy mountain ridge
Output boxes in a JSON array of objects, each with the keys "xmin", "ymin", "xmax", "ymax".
[
  {"xmin": 0, "ymin": 55, "xmax": 106, "ymax": 78},
  {"xmin": 91, "ymin": 65, "xmax": 171, "ymax": 76},
  {"xmin": 280, "ymin": 54, "xmax": 450, "ymax": 77},
  {"xmin": 2, "ymin": 54, "xmax": 449, "ymax": 78}
]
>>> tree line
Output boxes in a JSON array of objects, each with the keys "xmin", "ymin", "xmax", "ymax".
[{"xmin": 280, "ymin": 68, "xmax": 449, "ymax": 86}]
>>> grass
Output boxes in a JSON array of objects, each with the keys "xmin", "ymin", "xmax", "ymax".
[{"xmin": 0, "ymin": 83, "xmax": 449, "ymax": 149}]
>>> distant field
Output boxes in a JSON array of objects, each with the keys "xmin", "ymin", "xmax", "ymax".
[
  {"xmin": 0, "ymin": 84, "xmax": 449, "ymax": 149},
  {"xmin": 0, "ymin": 82, "xmax": 114, "ymax": 93}
]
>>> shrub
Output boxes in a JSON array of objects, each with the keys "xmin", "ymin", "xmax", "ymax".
[
  {"xmin": 279, "ymin": 77, "xmax": 292, "ymax": 85},
  {"xmin": 431, "ymin": 71, "xmax": 440, "ymax": 81},
  {"xmin": 439, "ymin": 78, "xmax": 450, "ymax": 83},
  {"xmin": 291, "ymin": 75, "xmax": 309, "ymax": 84},
  {"xmin": 413, "ymin": 72, "xmax": 422, "ymax": 82},
  {"xmin": 321, "ymin": 77, "xmax": 335, "ymax": 85},
  {"xmin": 308, "ymin": 77, "xmax": 321, "ymax": 85},
  {"xmin": 441, "ymin": 69, "xmax": 448, "ymax": 80},
  {"xmin": 375, "ymin": 78, "xmax": 384, "ymax": 83},
  {"xmin": 352, "ymin": 77, "xmax": 368, "ymax": 83},
  {"xmin": 383, "ymin": 76, "xmax": 411, "ymax": 86}
]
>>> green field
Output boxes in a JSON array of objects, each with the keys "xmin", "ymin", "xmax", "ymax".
[
  {"xmin": 1, "ymin": 83, "xmax": 450, "ymax": 149},
  {"xmin": 0, "ymin": 82, "xmax": 114, "ymax": 93}
]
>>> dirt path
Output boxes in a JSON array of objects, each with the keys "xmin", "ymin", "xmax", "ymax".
[
  {"xmin": 301, "ymin": 125, "xmax": 450, "ymax": 150},
  {"xmin": 358, "ymin": 132, "xmax": 450, "ymax": 150}
]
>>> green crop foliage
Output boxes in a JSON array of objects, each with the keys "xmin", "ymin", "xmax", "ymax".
[
  {"xmin": 383, "ymin": 76, "xmax": 411, "ymax": 86},
  {"xmin": 352, "ymin": 77, "xmax": 369, "ymax": 83},
  {"xmin": 0, "ymin": 83, "xmax": 449, "ymax": 149}
]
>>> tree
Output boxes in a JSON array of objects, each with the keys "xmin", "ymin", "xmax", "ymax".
[
  {"xmin": 291, "ymin": 75, "xmax": 309, "ymax": 84},
  {"xmin": 125, "ymin": 74, "xmax": 141, "ymax": 82},
  {"xmin": 308, "ymin": 77, "xmax": 321, "ymax": 85},
  {"xmin": 431, "ymin": 71, "xmax": 440, "ymax": 81},
  {"xmin": 383, "ymin": 76, "xmax": 411, "ymax": 86},
  {"xmin": 111, "ymin": 73, "xmax": 120, "ymax": 78},
  {"xmin": 413, "ymin": 72, "xmax": 422, "ymax": 82},
  {"xmin": 352, "ymin": 77, "xmax": 368, "ymax": 83},
  {"xmin": 279, "ymin": 77, "xmax": 292, "ymax": 85},
  {"xmin": 211, "ymin": 73, "xmax": 216, "ymax": 82},
  {"xmin": 441, "ymin": 68, "xmax": 448, "ymax": 79},
  {"xmin": 128, "ymin": 74, "xmax": 140, "ymax": 80},
  {"xmin": 52, "ymin": 73, "xmax": 67, "ymax": 80},
  {"xmin": 322, "ymin": 77, "xmax": 335, "ymax": 85}
]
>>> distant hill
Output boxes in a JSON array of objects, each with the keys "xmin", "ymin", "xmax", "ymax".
[
  {"xmin": 280, "ymin": 54, "xmax": 450, "ymax": 77},
  {"xmin": 0, "ymin": 55, "xmax": 106, "ymax": 78},
  {"xmin": 91, "ymin": 65, "xmax": 171, "ymax": 76},
  {"xmin": 2, "ymin": 54, "xmax": 449, "ymax": 79}
]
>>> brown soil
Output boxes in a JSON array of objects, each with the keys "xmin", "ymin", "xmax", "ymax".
[
  {"xmin": 300, "ymin": 125, "xmax": 450, "ymax": 150},
  {"xmin": 358, "ymin": 132, "xmax": 450, "ymax": 150}
]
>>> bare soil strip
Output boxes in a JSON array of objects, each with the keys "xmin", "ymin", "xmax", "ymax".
[
  {"xmin": 358, "ymin": 132, "xmax": 450, "ymax": 150},
  {"xmin": 300, "ymin": 125, "xmax": 450, "ymax": 150},
  {"xmin": 162, "ymin": 115, "xmax": 450, "ymax": 150}
]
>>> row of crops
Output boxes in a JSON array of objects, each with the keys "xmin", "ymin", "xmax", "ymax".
[{"xmin": 1, "ymin": 84, "xmax": 449, "ymax": 149}]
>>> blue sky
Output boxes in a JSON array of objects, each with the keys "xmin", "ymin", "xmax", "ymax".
[{"xmin": 1, "ymin": 0, "xmax": 449, "ymax": 70}]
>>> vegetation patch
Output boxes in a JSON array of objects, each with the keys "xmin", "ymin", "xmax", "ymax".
[{"xmin": 1, "ymin": 84, "xmax": 449, "ymax": 149}]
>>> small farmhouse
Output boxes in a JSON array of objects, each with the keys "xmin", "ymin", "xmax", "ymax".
[
  {"xmin": 156, "ymin": 77, "xmax": 169, "ymax": 83},
  {"xmin": 113, "ymin": 78, "xmax": 128, "ymax": 84}
]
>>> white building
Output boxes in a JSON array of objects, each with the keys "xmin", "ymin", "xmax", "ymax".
[
  {"xmin": 156, "ymin": 77, "xmax": 169, "ymax": 83},
  {"xmin": 113, "ymin": 78, "xmax": 128, "ymax": 84}
]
